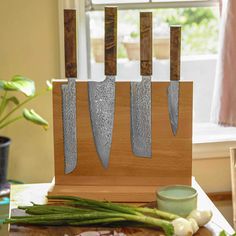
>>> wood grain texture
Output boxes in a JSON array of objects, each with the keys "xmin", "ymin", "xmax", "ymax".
[
  {"xmin": 230, "ymin": 147, "xmax": 236, "ymax": 229},
  {"xmin": 105, "ymin": 7, "xmax": 117, "ymax": 75},
  {"xmin": 10, "ymin": 181, "xmax": 235, "ymax": 235},
  {"xmin": 170, "ymin": 26, "xmax": 181, "ymax": 81},
  {"xmin": 9, "ymin": 221, "xmax": 214, "ymax": 236},
  {"xmin": 64, "ymin": 9, "xmax": 77, "ymax": 78},
  {"xmin": 140, "ymin": 12, "xmax": 152, "ymax": 76},
  {"xmin": 207, "ymin": 191, "xmax": 232, "ymax": 202},
  {"xmin": 51, "ymin": 81, "xmax": 192, "ymax": 202}
]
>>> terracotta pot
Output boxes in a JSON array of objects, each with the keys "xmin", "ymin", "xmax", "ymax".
[
  {"xmin": 91, "ymin": 38, "xmax": 104, "ymax": 63},
  {"xmin": 0, "ymin": 136, "xmax": 10, "ymax": 187},
  {"xmin": 154, "ymin": 37, "xmax": 170, "ymax": 59},
  {"xmin": 123, "ymin": 42, "xmax": 139, "ymax": 61}
]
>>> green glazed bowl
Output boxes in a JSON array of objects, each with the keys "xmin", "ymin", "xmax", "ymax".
[{"xmin": 157, "ymin": 185, "xmax": 198, "ymax": 217}]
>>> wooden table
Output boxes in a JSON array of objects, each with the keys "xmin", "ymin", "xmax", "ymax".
[{"xmin": 8, "ymin": 179, "xmax": 235, "ymax": 236}]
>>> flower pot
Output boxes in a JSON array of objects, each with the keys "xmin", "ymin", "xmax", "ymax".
[
  {"xmin": 0, "ymin": 137, "xmax": 10, "ymax": 187},
  {"xmin": 123, "ymin": 42, "xmax": 139, "ymax": 61},
  {"xmin": 91, "ymin": 38, "xmax": 104, "ymax": 63},
  {"xmin": 154, "ymin": 37, "xmax": 170, "ymax": 59}
]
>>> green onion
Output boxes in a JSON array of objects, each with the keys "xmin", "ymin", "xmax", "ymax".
[{"xmin": 4, "ymin": 195, "xmax": 180, "ymax": 236}]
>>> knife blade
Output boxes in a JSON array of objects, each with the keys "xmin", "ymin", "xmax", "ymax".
[
  {"xmin": 167, "ymin": 26, "xmax": 181, "ymax": 136},
  {"xmin": 61, "ymin": 9, "xmax": 78, "ymax": 174},
  {"xmin": 88, "ymin": 7, "xmax": 117, "ymax": 168},
  {"xmin": 130, "ymin": 12, "xmax": 152, "ymax": 158}
]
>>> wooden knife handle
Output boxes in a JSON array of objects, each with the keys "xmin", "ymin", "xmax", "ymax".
[
  {"xmin": 64, "ymin": 9, "xmax": 77, "ymax": 78},
  {"xmin": 170, "ymin": 26, "xmax": 181, "ymax": 81},
  {"xmin": 105, "ymin": 7, "xmax": 117, "ymax": 76},
  {"xmin": 140, "ymin": 12, "xmax": 152, "ymax": 76}
]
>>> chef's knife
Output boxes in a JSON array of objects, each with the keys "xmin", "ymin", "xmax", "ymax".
[
  {"xmin": 130, "ymin": 12, "xmax": 152, "ymax": 158},
  {"xmin": 88, "ymin": 7, "xmax": 117, "ymax": 168},
  {"xmin": 167, "ymin": 26, "xmax": 181, "ymax": 136},
  {"xmin": 61, "ymin": 9, "xmax": 78, "ymax": 174}
]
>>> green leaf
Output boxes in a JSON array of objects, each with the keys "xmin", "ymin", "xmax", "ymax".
[
  {"xmin": 22, "ymin": 109, "xmax": 48, "ymax": 130},
  {"xmin": 46, "ymin": 80, "xmax": 53, "ymax": 91},
  {"xmin": 219, "ymin": 231, "xmax": 227, "ymax": 236},
  {"xmin": 0, "ymin": 75, "xmax": 35, "ymax": 96},
  {"xmin": 6, "ymin": 96, "xmax": 20, "ymax": 106}
]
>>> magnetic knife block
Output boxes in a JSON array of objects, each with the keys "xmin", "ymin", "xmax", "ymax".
[
  {"xmin": 49, "ymin": 9, "xmax": 192, "ymax": 202},
  {"xmin": 49, "ymin": 80, "xmax": 192, "ymax": 202}
]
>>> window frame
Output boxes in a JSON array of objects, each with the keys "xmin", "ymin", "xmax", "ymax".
[{"xmin": 87, "ymin": 0, "xmax": 219, "ymax": 11}]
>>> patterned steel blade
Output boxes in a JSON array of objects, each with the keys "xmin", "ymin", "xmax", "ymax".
[
  {"xmin": 88, "ymin": 76, "xmax": 115, "ymax": 168},
  {"xmin": 130, "ymin": 76, "xmax": 151, "ymax": 158},
  {"xmin": 167, "ymin": 80, "xmax": 179, "ymax": 136},
  {"xmin": 61, "ymin": 78, "xmax": 78, "ymax": 174}
]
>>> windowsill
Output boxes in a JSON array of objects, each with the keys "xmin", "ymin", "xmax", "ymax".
[
  {"xmin": 193, "ymin": 122, "xmax": 236, "ymax": 160},
  {"xmin": 193, "ymin": 122, "xmax": 236, "ymax": 144}
]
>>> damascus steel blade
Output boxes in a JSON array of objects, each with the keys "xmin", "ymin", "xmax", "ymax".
[
  {"xmin": 130, "ymin": 76, "xmax": 151, "ymax": 158},
  {"xmin": 167, "ymin": 80, "xmax": 179, "ymax": 136},
  {"xmin": 88, "ymin": 76, "xmax": 115, "ymax": 168},
  {"xmin": 61, "ymin": 78, "xmax": 78, "ymax": 174}
]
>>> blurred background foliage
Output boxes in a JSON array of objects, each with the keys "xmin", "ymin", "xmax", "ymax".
[
  {"xmin": 158, "ymin": 8, "xmax": 219, "ymax": 55},
  {"xmin": 90, "ymin": 7, "xmax": 219, "ymax": 57}
]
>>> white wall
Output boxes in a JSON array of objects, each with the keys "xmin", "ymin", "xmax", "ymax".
[{"xmin": 0, "ymin": 0, "xmax": 60, "ymax": 183}]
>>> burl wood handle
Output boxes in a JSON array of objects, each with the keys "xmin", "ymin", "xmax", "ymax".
[
  {"xmin": 105, "ymin": 7, "xmax": 117, "ymax": 76},
  {"xmin": 64, "ymin": 9, "xmax": 77, "ymax": 78},
  {"xmin": 140, "ymin": 12, "xmax": 152, "ymax": 76},
  {"xmin": 170, "ymin": 26, "xmax": 181, "ymax": 81}
]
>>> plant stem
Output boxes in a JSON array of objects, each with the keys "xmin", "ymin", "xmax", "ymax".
[
  {"xmin": 47, "ymin": 195, "xmax": 142, "ymax": 216},
  {"xmin": 0, "ymin": 96, "xmax": 36, "ymax": 126},
  {"xmin": 48, "ymin": 195, "xmax": 179, "ymax": 220},
  {"xmin": 4, "ymin": 212, "xmax": 119, "ymax": 224},
  {"xmin": 0, "ymin": 115, "xmax": 23, "ymax": 129},
  {"xmin": 137, "ymin": 207, "xmax": 179, "ymax": 220},
  {"xmin": 4, "ymin": 212, "xmax": 174, "ymax": 235},
  {"xmin": 68, "ymin": 217, "xmax": 126, "ymax": 226},
  {"xmin": 0, "ymin": 91, "xmax": 8, "ymax": 117},
  {"xmin": 18, "ymin": 205, "xmax": 91, "ymax": 215},
  {"xmin": 0, "ymin": 89, "xmax": 48, "ymax": 128}
]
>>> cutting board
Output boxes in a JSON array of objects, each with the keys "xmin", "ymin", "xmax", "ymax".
[{"xmin": 9, "ymin": 208, "xmax": 214, "ymax": 236}]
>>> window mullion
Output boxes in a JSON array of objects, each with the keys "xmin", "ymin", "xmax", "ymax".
[{"xmin": 90, "ymin": 0, "xmax": 219, "ymax": 11}]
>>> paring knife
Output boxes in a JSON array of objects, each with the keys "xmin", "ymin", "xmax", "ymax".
[
  {"xmin": 88, "ymin": 7, "xmax": 117, "ymax": 168},
  {"xmin": 61, "ymin": 9, "xmax": 78, "ymax": 174},
  {"xmin": 130, "ymin": 12, "xmax": 152, "ymax": 158},
  {"xmin": 167, "ymin": 26, "xmax": 181, "ymax": 136}
]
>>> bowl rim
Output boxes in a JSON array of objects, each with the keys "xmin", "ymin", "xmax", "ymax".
[{"xmin": 157, "ymin": 185, "xmax": 198, "ymax": 201}]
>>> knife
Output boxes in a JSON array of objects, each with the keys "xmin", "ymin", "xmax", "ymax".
[
  {"xmin": 167, "ymin": 26, "xmax": 181, "ymax": 136},
  {"xmin": 61, "ymin": 9, "xmax": 78, "ymax": 174},
  {"xmin": 130, "ymin": 12, "xmax": 152, "ymax": 158},
  {"xmin": 88, "ymin": 7, "xmax": 117, "ymax": 168}
]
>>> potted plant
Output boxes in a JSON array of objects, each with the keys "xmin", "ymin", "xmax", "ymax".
[
  {"xmin": 122, "ymin": 31, "xmax": 140, "ymax": 61},
  {"xmin": 0, "ymin": 75, "xmax": 51, "ymax": 193},
  {"xmin": 153, "ymin": 23, "xmax": 170, "ymax": 59},
  {"xmin": 91, "ymin": 38, "xmax": 104, "ymax": 63}
]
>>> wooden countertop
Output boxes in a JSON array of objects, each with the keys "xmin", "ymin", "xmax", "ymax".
[{"xmin": 8, "ymin": 179, "xmax": 235, "ymax": 235}]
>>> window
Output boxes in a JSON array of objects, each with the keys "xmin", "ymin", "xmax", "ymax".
[
  {"xmin": 88, "ymin": 0, "xmax": 219, "ymax": 9},
  {"xmin": 60, "ymin": 0, "xmax": 225, "ymax": 143},
  {"xmin": 89, "ymin": 7, "xmax": 219, "ymax": 57},
  {"xmin": 86, "ymin": 0, "xmax": 222, "ymax": 144}
]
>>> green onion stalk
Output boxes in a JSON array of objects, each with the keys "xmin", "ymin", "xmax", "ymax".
[{"xmin": 4, "ymin": 195, "xmax": 214, "ymax": 236}]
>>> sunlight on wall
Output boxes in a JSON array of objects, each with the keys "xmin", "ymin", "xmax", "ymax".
[{"xmin": 0, "ymin": 0, "xmax": 59, "ymax": 183}]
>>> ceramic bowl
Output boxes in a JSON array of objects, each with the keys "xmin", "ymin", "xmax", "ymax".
[{"xmin": 157, "ymin": 185, "xmax": 198, "ymax": 217}]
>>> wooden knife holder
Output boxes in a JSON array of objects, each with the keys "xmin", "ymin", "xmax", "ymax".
[
  {"xmin": 49, "ymin": 9, "xmax": 192, "ymax": 202},
  {"xmin": 49, "ymin": 80, "xmax": 192, "ymax": 202}
]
